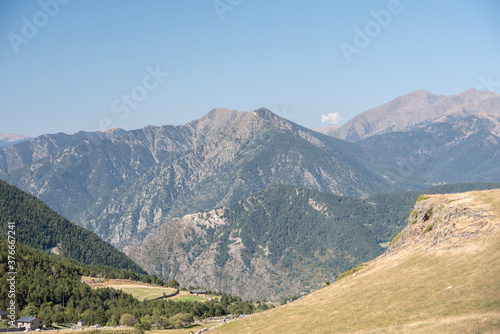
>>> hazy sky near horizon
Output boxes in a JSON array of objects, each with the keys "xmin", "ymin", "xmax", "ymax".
[{"xmin": 1, "ymin": 0, "xmax": 499, "ymax": 137}]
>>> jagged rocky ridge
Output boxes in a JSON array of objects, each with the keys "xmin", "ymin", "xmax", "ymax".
[
  {"xmin": 328, "ymin": 88, "xmax": 500, "ymax": 141},
  {"xmin": 0, "ymin": 98, "xmax": 499, "ymax": 299},
  {"xmin": 1, "ymin": 108, "xmax": 389, "ymax": 252}
]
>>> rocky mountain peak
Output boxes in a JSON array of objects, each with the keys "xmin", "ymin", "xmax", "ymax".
[
  {"xmin": 252, "ymin": 107, "xmax": 279, "ymax": 121},
  {"xmin": 100, "ymin": 127, "xmax": 126, "ymax": 137},
  {"xmin": 331, "ymin": 88, "xmax": 500, "ymax": 141},
  {"xmin": 392, "ymin": 89, "xmax": 438, "ymax": 108},
  {"xmin": 192, "ymin": 108, "xmax": 247, "ymax": 137},
  {"xmin": 205, "ymin": 107, "xmax": 242, "ymax": 119},
  {"xmin": 406, "ymin": 88, "xmax": 434, "ymax": 98},
  {"xmin": 458, "ymin": 88, "xmax": 497, "ymax": 101}
]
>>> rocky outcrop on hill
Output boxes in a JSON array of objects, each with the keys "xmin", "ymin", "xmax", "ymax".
[
  {"xmin": 387, "ymin": 190, "xmax": 499, "ymax": 255},
  {"xmin": 209, "ymin": 189, "xmax": 500, "ymax": 334}
]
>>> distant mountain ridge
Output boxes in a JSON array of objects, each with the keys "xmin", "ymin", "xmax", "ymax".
[
  {"xmin": 328, "ymin": 88, "xmax": 500, "ymax": 141},
  {"xmin": 350, "ymin": 114, "xmax": 500, "ymax": 187},
  {"xmin": 1, "ymin": 108, "xmax": 390, "ymax": 253},
  {"xmin": 311, "ymin": 126, "xmax": 339, "ymax": 136},
  {"xmin": 0, "ymin": 132, "xmax": 32, "ymax": 148}
]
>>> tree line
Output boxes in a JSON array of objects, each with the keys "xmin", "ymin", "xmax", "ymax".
[{"xmin": 0, "ymin": 238, "xmax": 264, "ymax": 330}]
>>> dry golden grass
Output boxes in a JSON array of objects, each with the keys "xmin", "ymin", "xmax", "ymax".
[
  {"xmin": 82, "ymin": 278, "xmax": 177, "ymax": 301},
  {"xmin": 211, "ymin": 189, "xmax": 500, "ymax": 334},
  {"xmin": 82, "ymin": 278, "xmax": 219, "ymax": 303},
  {"xmin": 147, "ymin": 320, "xmax": 223, "ymax": 334}
]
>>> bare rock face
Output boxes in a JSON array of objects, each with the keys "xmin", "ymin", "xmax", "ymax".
[
  {"xmin": 131, "ymin": 185, "xmax": 384, "ymax": 301},
  {"xmin": 333, "ymin": 89, "xmax": 500, "ymax": 142},
  {"xmin": 1, "ymin": 108, "xmax": 389, "ymax": 255},
  {"xmin": 133, "ymin": 207, "xmax": 295, "ymax": 301}
]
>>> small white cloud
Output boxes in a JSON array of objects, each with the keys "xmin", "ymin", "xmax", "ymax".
[{"xmin": 321, "ymin": 112, "xmax": 341, "ymax": 125}]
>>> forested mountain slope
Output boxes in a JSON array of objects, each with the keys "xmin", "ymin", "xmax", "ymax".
[
  {"xmin": 132, "ymin": 185, "xmax": 384, "ymax": 300},
  {"xmin": 2, "ymin": 108, "xmax": 390, "ymax": 252},
  {"xmin": 131, "ymin": 183, "xmax": 499, "ymax": 300},
  {"xmin": 350, "ymin": 114, "xmax": 500, "ymax": 188},
  {"xmin": 211, "ymin": 189, "xmax": 500, "ymax": 333},
  {"xmin": 0, "ymin": 238, "xmax": 256, "ymax": 327},
  {"xmin": 0, "ymin": 180, "xmax": 145, "ymax": 274}
]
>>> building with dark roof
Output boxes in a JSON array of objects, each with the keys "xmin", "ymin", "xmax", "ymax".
[
  {"xmin": 0, "ymin": 310, "xmax": 8, "ymax": 320},
  {"xmin": 17, "ymin": 316, "xmax": 43, "ymax": 330},
  {"xmin": 189, "ymin": 289, "xmax": 207, "ymax": 297}
]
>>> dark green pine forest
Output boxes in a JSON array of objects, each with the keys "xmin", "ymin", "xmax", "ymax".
[
  {"xmin": 0, "ymin": 177, "xmax": 498, "ymax": 328},
  {"xmin": 0, "ymin": 180, "xmax": 145, "ymax": 274},
  {"xmin": 0, "ymin": 238, "xmax": 260, "ymax": 328}
]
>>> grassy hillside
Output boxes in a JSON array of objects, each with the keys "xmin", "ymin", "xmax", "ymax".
[
  {"xmin": 0, "ymin": 239, "xmax": 258, "ymax": 327},
  {"xmin": 82, "ymin": 278, "xmax": 219, "ymax": 303},
  {"xmin": 82, "ymin": 277, "xmax": 177, "ymax": 301},
  {"xmin": 210, "ymin": 189, "xmax": 500, "ymax": 333},
  {"xmin": 134, "ymin": 183, "xmax": 499, "ymax": 301},
  {"xmin": 362, "ymin": 182, "xmax": 500, "ymax": 243},
  {"xmin": 0, "ymin": 180, "xmax": 146, "ymax": 274}
]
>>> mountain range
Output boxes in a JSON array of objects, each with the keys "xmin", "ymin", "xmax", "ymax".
[
  {"xmin": 1, "ymin": 88, "xmax": 499, "ymax": 300},
  {"xmin": 324, "ymin": 88, "xmax": 500, "ymax": 141},
  {"xmin": 0, "ymin": 132, "xmax": 32, "ymax": 148},
  {"xmin": 0, "ymin": 108, "xmax": 390, "ymax": 253}
]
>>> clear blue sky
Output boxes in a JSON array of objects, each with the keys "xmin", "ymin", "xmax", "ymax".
[{"xmin": 1, "ymin": 0, "xmax": 499, "ymax": 137}]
